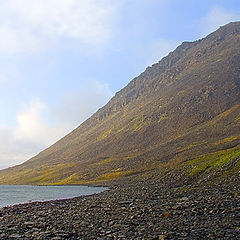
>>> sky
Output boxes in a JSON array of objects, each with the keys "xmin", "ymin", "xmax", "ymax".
[{"xmin": 0, "ymin": 0, "xmax": 239, "ymax": 169}]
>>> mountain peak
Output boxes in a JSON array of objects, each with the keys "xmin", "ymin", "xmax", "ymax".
[{"xmin": 206, "ymin": 21, "xmax": 240, "ymax": 40}]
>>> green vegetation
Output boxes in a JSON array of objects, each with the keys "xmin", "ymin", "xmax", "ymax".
[
  {"xmin": 235, "ymin": 114, "xmax": 240, "ymax": 123},
  {"xmin": 132, "ymin": 117, "xmax": 151, "ymax": 131},
  {"xmin": 187, "ymin": 146, "xmax": 240, "ymax": 176},
  {"xmin": 178, "ymin": 141, "xmax": 208, "ymax": 152},
  {"xmin": 116, "ymin": 127, "xmax": 125, "ymax": 133},
  {"xmin": 27, "ymin": 164, "xmax": 77, "ymax": 184},
  {"xmin": 90, "ymin": 157, "xmax": 117, "ymax": 166},
  {"xmin": 207, "ymin": 104, "xmax": 240, "ymax": 126},
  {"xmin": 51, "ymin": 173, "xmax": 80, "ymax": 185},
  {"xmin": 158, "ymin": 113, "xmax": 168, "ymax": 123},
  {"xmin": 0, "ymin": 163, "xmax": 77, "ymax": 185},
  {"xmin": 0, "ymin": 23, "xmax": 240, "ymax": 185},
  {"xmin": 214, "ymin": 136, "xmax": 239, "ymax": 145},
  {"xmin": 99, "ymin": 128, "xmax": 114, "ymax": 140}
]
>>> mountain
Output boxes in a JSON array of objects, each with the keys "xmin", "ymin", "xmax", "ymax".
[{"xmin": 0, "ymin": 22, "xmax": 240, "ymax": 185}]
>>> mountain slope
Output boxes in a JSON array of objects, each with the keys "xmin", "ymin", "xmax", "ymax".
[{"xmin": 0, "ymin": 22, "xmax": 240, "ymax": 185}]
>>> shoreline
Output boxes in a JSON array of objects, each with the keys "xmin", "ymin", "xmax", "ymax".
[
  {"xmin": 0, "ymin": 179, "xmax": 239, "ymax": 239},
  {"xmin": 0, "ymin": 185, "xmax": 109, "ymax": 210},
  {"xmin": 0, "ymin": 191, "xmax": 101, "ymax": 210}
]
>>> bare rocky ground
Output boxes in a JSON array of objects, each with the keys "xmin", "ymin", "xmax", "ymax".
[{"xmin": 0, "ymin": 175, "xmax": 239, "ymax": 240}]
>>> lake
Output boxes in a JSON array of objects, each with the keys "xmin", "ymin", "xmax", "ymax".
[{"xmin": 0, "ymin": 185, "xmax": 107, "ymax": 208}]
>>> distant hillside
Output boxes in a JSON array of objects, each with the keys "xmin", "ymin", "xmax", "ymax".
[{"xmin": 0, "ymin": 22, "xmax": 240, "ymax": 185}]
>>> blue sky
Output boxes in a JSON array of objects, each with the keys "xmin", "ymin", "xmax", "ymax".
[{"xmin": 0, "ymin": 0, "xmax": 239, "ymax": 169}]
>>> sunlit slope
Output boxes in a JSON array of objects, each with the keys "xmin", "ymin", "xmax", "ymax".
[{"xmin": 0, "ymin": 22, "xmax": 240, "ymax": 185}]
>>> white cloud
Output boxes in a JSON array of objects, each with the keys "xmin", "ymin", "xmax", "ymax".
[
  {"xmin": 0, "ymin": 0, "xmax": 121, "ymax": 55},
  {"xmin": 0, "ymin": 125, "xmax": 41, "ymax": 169},
  {"xmin": 14, "ymin": 99, "xmax": 65, "ymax": 145},
  {"xmin": 200, "ymin": 7, "xmax": 239, "ymax": 36},
  {"xmin": 0, "ymin": 81, "xmax": 112, "ymax": 169},
  {"xmin": 0, "ymin": 99, "xmax": 67, "ymax": 169}
]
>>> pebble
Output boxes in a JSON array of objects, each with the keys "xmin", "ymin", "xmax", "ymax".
[{"xmin": 0, "ymin": 177, "xmax": 239, "ymax": 239}]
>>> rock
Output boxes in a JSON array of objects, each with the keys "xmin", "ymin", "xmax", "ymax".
[
  {"xmin": 159, "ymin": 235, "xmax": 166, "ymax": 240},
  {"xmin": 24, "ymin": 221, "xmax": 35, "ymax": 226},
  {"xmin": 179, "ymin": 197, "xmax": 189, "ymax": 201},
  {"xmin": 162, "ymin": 212, "xmax": 170, "ymax": 218},
  {"xmin": 9, "ymin": 234, "xmax": 23, "ymax": 239},
  {"xmin": 0, "ymin": 177, "xmax": 239, "ymax": 239}
]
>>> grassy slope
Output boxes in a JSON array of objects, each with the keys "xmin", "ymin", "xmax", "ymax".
[
  {"xmin": 0, "ymin": 103, "xmax": 239, "ymax": 186},
  {"xmin": 0, "ymin": 22, "xmax": 240, "ymax": 185}
]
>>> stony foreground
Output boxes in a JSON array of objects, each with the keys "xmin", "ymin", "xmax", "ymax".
[{"xmin": 0, "ymin": 178, "xmax": 239, "ymax": 240}]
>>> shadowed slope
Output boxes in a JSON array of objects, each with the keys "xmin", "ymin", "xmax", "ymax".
[{"xmin": 0, "ymin": 22, "xmax": 240, "ymax": 185}]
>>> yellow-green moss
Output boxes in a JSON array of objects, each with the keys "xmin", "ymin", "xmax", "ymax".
[
  {"xmin": 0, "ymin": 163, "xmax": 78, "ymax": 185},
  {"xmin": 90, "ymin": 157, "xmax": 117, "ymax": 166},
  {"xmin": 177, "ymin": 90, "xmax": 185, "ymax": 96},
  {"xmin": 158, "ymin": 113, "xmax": 168, "ymax": 123},
  {"xmin": 116, "ymin": 127, "xmax": 125, "ymax": 133},
  {"xmin": 177, "ymin": 141, "xmax": 208, "ymax": 152},
  {"xmin": 98, "ymin": 128, "xmax": 114, "ymax": 140},
  {"xmin": 235, "ymin": 115, "xmax": 240, "ymax": 123},
  {"xmin": 27, "ymin": 163, "xmax": 77, "ymax": 184},
  {"xmin": 51, "ymin": 173, "xmax": 80, "ymax": 185},
  {"xmin": 214, "ymin": 136, "xmax": 239, "ymax": 145},
  {"xmin": 207, "ymin": 104, "xmax": 239, "ymax": 126},
  {"xmin": 132, "ymin": 117, "xmax": 151, "ymax": 131},
  {"xmin": 111, "ymin": 168, "xmax": 122, "ymax": 172},
  {"xmin": 187, "ymin": 147, "xmax": 240, "ymax": 176}
]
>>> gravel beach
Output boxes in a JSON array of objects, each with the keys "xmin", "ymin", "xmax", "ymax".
[{"xmin": 0, "ymin": 176, "xmax": 239, "ymax": 240}]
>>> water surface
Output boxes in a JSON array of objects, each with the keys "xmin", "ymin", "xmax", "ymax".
[{"xmin": 0, "ymin": 185, "xmax": 107, "ymax": 208}]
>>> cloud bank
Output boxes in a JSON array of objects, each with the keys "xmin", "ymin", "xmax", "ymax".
[
  {"xmin": 0, "ymin": 0, "xmax": 121, "ymax": 55},
  {"xmin": 0, "ymin": 82, "xmax": 112, "ymax": 169}
]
